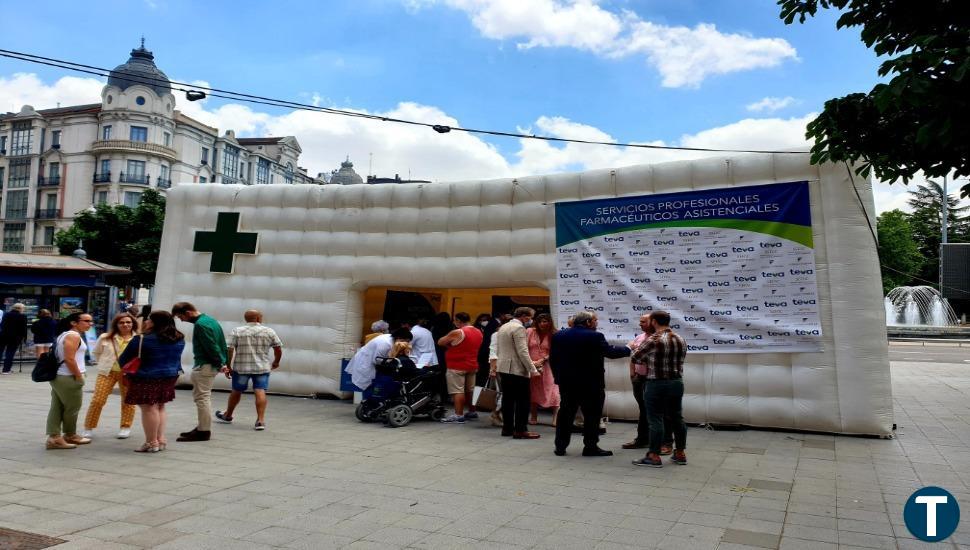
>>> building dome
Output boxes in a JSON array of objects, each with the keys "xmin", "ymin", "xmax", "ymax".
[
  {"xmin": 329, "ymin": 157, "xmax": 364, "ymax": 185},
  {"xmin": 107, "ymin": 42, "xmax": 172, "ymax": 97}
]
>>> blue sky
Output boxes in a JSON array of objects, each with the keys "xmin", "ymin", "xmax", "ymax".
[{"xmin": 0, "ymin": 0, "xmax": 916, "ymax": 210}]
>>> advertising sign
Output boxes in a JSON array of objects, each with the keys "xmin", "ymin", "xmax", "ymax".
[{"xmin": 555, "ymin": 181, "xmax": 823, "ymax": 353}]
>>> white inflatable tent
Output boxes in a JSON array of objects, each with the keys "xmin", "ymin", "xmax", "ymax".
[{"xmin": 154, "ymin": 154, "xmax": 893, "ymax": 436}]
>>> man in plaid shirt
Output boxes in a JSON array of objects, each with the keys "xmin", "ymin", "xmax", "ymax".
[
  {"xmin": 215, "ymin": 310, "xmax": 283, "ymax": 431},
  {"xmin": 629, "ymin": 310, "xmax": 688, "ymax": 468}
]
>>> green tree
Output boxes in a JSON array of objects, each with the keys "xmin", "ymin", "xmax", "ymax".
[
  {"xmin": 876, "ymin": 209, "xmax": 922, "ymax": 293},
  {"xmin": 904, "ymin": 181, "xmax": 970, "ymax": 284},
  {"xmin": 55, "ymin": 189, "xmax": 166, "ymax": 286},
  {"xmin": 778, "ymin": 0, "xmax": 970, "ymax": 196}
]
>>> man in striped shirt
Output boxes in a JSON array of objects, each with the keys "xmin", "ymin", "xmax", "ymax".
[{"xmin": 630, "ymin": 310, "xmax": 688, "ymax": 468}]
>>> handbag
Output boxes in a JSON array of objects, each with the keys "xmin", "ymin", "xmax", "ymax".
[
  {"xmin": 473, "ymin": 375, "xmax": 501, "ymax": 411},
  {"xmin": 121, "ymin": 336, "xmax": 144, "ymax": 375},
  {"xmin": 32, "ymin": 349, "xmax": 62, "ymax": 383}
]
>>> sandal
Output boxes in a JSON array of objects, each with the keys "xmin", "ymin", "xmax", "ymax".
[{"xmin": 134, "ymin": 442, "xmax": 160, "ymax": 453}]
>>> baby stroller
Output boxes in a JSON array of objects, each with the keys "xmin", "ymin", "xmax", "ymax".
[{"xmin": 354, "ymin": 356, "xmax": 446, "ymax": 427}]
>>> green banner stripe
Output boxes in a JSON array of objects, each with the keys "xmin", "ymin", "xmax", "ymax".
[{"xmin": 562, "ymin": 219, "xmax": 814, "ymax": 248}]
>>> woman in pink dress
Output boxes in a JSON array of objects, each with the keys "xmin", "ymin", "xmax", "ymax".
[{"xmin": 528, "ymin": 313, "xmax": 560, "ymax": 426}]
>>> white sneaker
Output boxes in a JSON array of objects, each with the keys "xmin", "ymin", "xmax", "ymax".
[
  {"xmin": 80, "ymin": 429, "xmax": 93, "ymax": 438},
  {"xmin": 117, "ymin": 428, "xmax": 131, "ymax": 439}
]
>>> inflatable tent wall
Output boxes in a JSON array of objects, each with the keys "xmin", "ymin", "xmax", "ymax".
[{"xmin": 155, "ymin": 154, "xmax": 893, "ymax": 436}]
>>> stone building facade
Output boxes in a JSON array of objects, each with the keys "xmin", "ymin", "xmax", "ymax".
[{"xmin": 0, "ymin": 43, "xmax": 320, "ymax": 254}]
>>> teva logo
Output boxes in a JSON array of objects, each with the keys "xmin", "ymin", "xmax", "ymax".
[{"xmin": 904, "ymin": 487, "xmax": 960, "ymax": 542}]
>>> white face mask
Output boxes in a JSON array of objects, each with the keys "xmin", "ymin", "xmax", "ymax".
[
  {"xmin": 523, "ymin": 320, "xmax": 533, "ymax": 328},
  {"xmin": 480, "ymin": 321, "xmax": 489, "ymax": 327}
]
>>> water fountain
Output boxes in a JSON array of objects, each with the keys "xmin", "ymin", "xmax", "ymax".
[{"xmin": 884, "ymin": 286, "xmax": 959, "ymax": 326}]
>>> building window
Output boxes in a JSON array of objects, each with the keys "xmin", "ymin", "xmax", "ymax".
[
  {"xmin": 136, "ymin": 96, "xmax": 146, "ymax": 106},
  {"xmin": 130, "ymin": 126, "xmax": 148, "ymax": 142},
  {"xmin": 96, "ymin": 191, "xmax": 108, "ymax": 205},
  {"xmin": 42, "ymin": 226, "xmax": 55, "ymax": 246},
  {"xmin": 255, "ymin": 158, "xmax": 271, "ymax": 184},
  {"xmin": 125, "ymin": 160, "xmax": 146, "ymax": 183},
  {"xmin": 8, "ymin": 158, "xmax": 30, "ymax": 188},
  {"xmin": 102, "ymin": 125, "xmax": 112, "ymax": 140},
  {"xmin": 11, "ymin": 121, "xmax": 32, "ymax": 156},
  {"xmin": 201, "ymin": 147, "xmax": 209, "ymax": 164},
  {"xmin": 100, "ymin": 159, "xmax": 111, "ymax": 177},
  {"xmin": 123, "ymin": 191, "xmax": 141, "ymax": 208},
  {"xmin": 45, "ymin": 194, "xmax": 57, "ymax": 211},
  {"xmin": 285, "ymin": 162, "xmax": 294, "ymax": 185},
  {"xmin": 163, "ymin": 132, "xmax": 171, "ymax": 147},
  {"xmin": 0, "ymin": 167, "xmax": 4, "ymax": 187},
  {"xmin": 159, "ymin": 165, "xmax": 169, "ymax": 185},
  {"xmin": 51, "ymin": 130, "xmax": 61, "ymax": 148},
  {"xmin": 199, "ymin": 176, "xmax": 207, "ymax": 183},
  {"xmin": 2, "ymin": 223, "xmax": 26, "ymax": 252},
  {"xmin": 5, "ymin": 190, "xmax": 28, "ymax": 219},
  {"xmin": 222, "ymin": 145, "xmax": 239, "ymax": 180},
  {"xmin": 0, "ymin": 135, "xmax": 6, "ymax": 153},
  {"xmin": 48, "ymin": 162, "xmax": 59, "ymax": 180}
]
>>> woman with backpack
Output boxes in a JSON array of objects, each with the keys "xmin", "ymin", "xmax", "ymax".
[
  {"xmin": 46, "ymin": 312, "xmax": 94, "ymax": 450},
  {"xmin": 81, "ymin": 313, "xmax": 138, "ymax": 440},
  {"xmin": 117, "ymin": 311, "xmax": 185, "ymax": 453}
]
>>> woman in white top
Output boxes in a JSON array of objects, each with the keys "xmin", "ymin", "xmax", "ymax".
[{"xmin": 46, "ymin": 312, "xmax": 94, "ymax": 450}]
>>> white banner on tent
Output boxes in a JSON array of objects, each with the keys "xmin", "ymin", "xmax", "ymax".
[{"xmin": 555, "ymin": 181, "xmax": 823, "ymax": 353}]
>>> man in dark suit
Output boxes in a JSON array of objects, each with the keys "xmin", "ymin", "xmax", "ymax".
[
  {"xmin": 0, "ymin": 303, "xmax": 29, "ymax": 374},
  {"xmin": 550, "ymin": 310, "xmax": 631, "ymax": 456}
]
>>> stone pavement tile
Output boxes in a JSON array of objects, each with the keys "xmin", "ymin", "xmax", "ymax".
[
  {"xmin": 667, "ymin": 523, "xmax": 724, "ymax": 541},
  {"xmin": 241, "ymin": 526, "xmax": 311, "ymax": 546},
  {"xmin": 896, "ymin": 539, "xmax": 947, "ymax": 550},
  {"xmin": 343, "ymin": 541, "xmax": 401, "ymax": 550},
  {"xmin": 836, "ymin": 518, "xmax": 895, "ymax": 537},
  {"xmin": 0, "ymin": 503, "xmax": 36, "ymax": 519},
  {"xmin": 836, "ymin": 508, "xmax": 891, "ymax": 523},
  {"xmin": 594, "ymin": 542, "xmax": 648, "ymax": 550},
  {"xmin": 657, "ymin": 535, "xmax": 718, "ymax": 549},
  {"xmin": 738, "ymin": 496, "xmax": 789, "ymax": 512},
  {"xmin": 485, "ymin": 526, "xmax": 546, "ymax": 547},
  {"xmin": 781, "ymin": 523, "xmax": 838, "ymax": 544},
  {"xmin": 715, "ymin": 544, "xmax": 770, "ymax": 550},
  {"xmin": 283, "ymin": 532, "xmax": 356, "ymax": 549},
  {"xmin": 152, "ymin": 533, "xmax": 274, "ymax": 550},
  {"xmin": 114, "ymin": 526, "xmax": 186, "ymax": 547},
  {"xmin": 123, "ymin": 508, "xmax": 194, "ymax": 526},
  {"xmin": 408, "ymin": 532, "xmax": 476, "ymax": 550},
  {"xmin": 719, "ymin": 528, "xmax": 780, "ymax": 548},
  {"xmin": 784, "ymin": 512, "xmax": 837, "ymax": 529},
  {"xmin": 534, "ymin": 532, "xmax": 603, "ymax": 550},
  {"xmin": 677, "ymin": 511, "xmax": 733, "ymax": 528},
  {"xmin": 161, "ymin": 513, "xmax": 269, "ymax": 538},
  {"xmin": 778, "ymin": 536, "xmax": 836, "ymax": 550},
  {"xmin": 837, "ymin": 530, "xmax": 897, "ymax": 549},
  {"xmin": 73, "ymin": 521, "xmax": 152, "ymax": 540},
  {"xmin": 7, "ymin": 509, "xmax": 109, "ymax": 537},
  {"xmin": 393, "ymin": 514, "xmax": 454, "ymax": 532},
  {"xmin": 603, "ymin": 527, "xmax": 666, "ymax": 546},
  {"xmin": 733, "ymin": 507, "xmax": 786, "ymax": 524},
  {"xmin": 615, "ymin": 515, "xmax": 675, "ymax": 533},
  {"xmin": 727, "ymin": 518, "xmax": 784, "ymax": 535},
  {"xmin": 49, "ymin": 535, "xmax": 141, "ymax": 550},
  {"xmin": 361, "ymin": 526, "xmax": 429, "ymax": 546}
]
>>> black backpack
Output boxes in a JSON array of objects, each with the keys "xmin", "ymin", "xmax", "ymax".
[{"xmin": 32, "ymin": 337, "xmax": 63, "ymax": 383}]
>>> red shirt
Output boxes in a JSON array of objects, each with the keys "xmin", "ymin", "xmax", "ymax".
[{"xmin": 445, "ymin": 326, "xmax": 483, "ymax": 372}]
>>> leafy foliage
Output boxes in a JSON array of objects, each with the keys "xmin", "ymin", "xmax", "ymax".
[
  {"xmin": 778, "ymin": 0, "xmax": 970, "ymax": 196},
  {"xmin": 875, "ymin": 209, "xmax": 923, "ymax": 294},
  {"xmin": 54, "ymin": 189, "xmax": 166, "ymax": 286}
]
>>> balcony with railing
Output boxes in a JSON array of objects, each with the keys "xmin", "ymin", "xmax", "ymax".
[
  {"xmin": 91, "ymin": 139, "xmax": 177, "ymax": 160},
  {"xmin": 156, "ymin": 178, "xmax": 172, "ymax": 189},
  {"xmin": 119, "ymin": 172, "xmax": 150, "ymax": 185},
  {"xmin": 30, "ymin": 244, "xmax": 58, "ymax": 255},
  {"xmin": 35, "ymin": 208, "xmax": 61, "ymax": 219},
  {"xmin": 37, "ymin": 175, "xmax": 61, "ymax": 187},
  {"xmin": 7, "ymin": 146, "xmax": 31, "ymax": 157},
  {"xmin": 93, "ymin": 172, "xmax": 112, "ymax": 183},
  {"xmin": 2, "ymin": 240, "xmax": 25, "ymax": 252}
]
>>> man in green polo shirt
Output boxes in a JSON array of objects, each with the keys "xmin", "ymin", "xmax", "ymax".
[{"xmin": 172, "ymin": 302, "xmax": 227, "ymax": 442}]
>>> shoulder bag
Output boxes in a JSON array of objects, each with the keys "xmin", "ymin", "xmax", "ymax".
[{"xmin": 121, "ymin": 336, "xmax": 144, "ymax": 375}]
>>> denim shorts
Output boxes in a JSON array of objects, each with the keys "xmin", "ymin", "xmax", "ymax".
[{"xmin": 231, "ymin": 372, "xmax": 270, "ymax": 392}]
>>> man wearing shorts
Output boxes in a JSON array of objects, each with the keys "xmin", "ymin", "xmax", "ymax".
[
  {"xmin": 436, "ymin": 312, "xmax": 483, "ymax": 424},
  {"xmin": 215, "ymin": 310, "xmax": 283, "ymax": 431}
]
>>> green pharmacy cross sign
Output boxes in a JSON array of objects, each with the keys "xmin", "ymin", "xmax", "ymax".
[{"xmin": 192, "ymin": 212, "xmax": 259, "ymax": 273}]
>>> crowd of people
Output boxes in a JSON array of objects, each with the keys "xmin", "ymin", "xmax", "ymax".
[
  {"xmin": 349, "ymin": 307, "xmax": 689, "ymax": 466},
  {"xmin": 34, "ymin": 302, "xmax": 283, "ymax": 453}
]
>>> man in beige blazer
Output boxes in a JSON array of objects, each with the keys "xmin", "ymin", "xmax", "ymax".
[{"xmin": 490, "ymin": 307, "xmax": 541, "ymax": 439}]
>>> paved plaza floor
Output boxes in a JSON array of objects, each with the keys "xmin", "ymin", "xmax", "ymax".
[{"xmin": 1, "ymin": 344, "xmax": 969, "ymax": 549}]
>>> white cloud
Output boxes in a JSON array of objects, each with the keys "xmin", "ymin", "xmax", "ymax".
[
  {"xmin": 746, "ymin": 95, "xmax": 797, "ymax": 113},
  {"xmin": 411, "ymin": 0, "xmax": 797, "ymax": 87},
  {"xmin": 0, "ymin": 73, "xmax": 104, "ymax": 113},
  {"xmin": 679, "ymin": 114, "xmax": 814, "ymax": 151}
]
